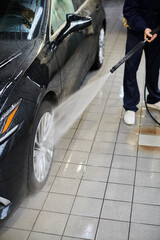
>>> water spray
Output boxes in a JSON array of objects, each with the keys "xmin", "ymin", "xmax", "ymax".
[
  {"xmin": 44, "ymin": 26, "xmax": 160, "ymax": 150},
  {"xmin": 44, "ymin": 72, "xmax": 111, "ymax": 148}
]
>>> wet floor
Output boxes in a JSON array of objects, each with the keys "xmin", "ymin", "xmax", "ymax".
[{"xmin": 1, "ymin": 0, "xmax": 160, "ymax": 239}]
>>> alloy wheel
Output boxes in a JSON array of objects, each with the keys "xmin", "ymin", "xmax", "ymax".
[
  {"xmin": 98, "ymin": 28, "xmax": 105, "ymax": 65},
  {"xmin": 33, "ymin": 111, "xmax": 53, "ymax": 183}
]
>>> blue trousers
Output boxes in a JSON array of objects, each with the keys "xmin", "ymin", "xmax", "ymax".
[{"xmin": 123, "ymin": 29, "xmax": 160, "ymax": 112}]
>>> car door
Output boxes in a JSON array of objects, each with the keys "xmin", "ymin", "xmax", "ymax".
[
  {"xmin": 50, "ymin": 0, "xmax": 89, "ymax": 98},
  {"xmin": 74, "ymin": 0, "xmax": 104, "ymax": 70}
]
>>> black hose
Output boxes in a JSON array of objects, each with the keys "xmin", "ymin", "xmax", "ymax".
[{"xmin": 144, "ymin": 83, "xmax": 160, "ymax": 126}]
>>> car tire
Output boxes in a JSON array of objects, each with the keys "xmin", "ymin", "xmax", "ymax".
[
  {"xmin": 28, "ymin": 100, "xmax": 54, "ymax": 192},
  {"xmin": 92, "ymin": 27, "xmax": 105, "ymax": 70}
]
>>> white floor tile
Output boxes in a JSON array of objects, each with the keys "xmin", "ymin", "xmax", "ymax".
[
  {"xmin": 64, "ymin": 215, "xmax": 98, "ymax": 239},
  {"xmin": 129, "ymin": 223, "xmax": 160, "ymax": 240},
  {"xmin": 0, "ymin": 228, "xmax": 29, "ymax": 240},
  {"xmin": 64, "ymin": 150, "xmax": 89, "ymax": 164},
  {"xmin": 71, "ymin": 196, "xmax": 102, "ymax": 217},
  {"xmin": 43, "ymin": 193, "xmax": 74, "ymax": 214},
  {"xmin": 50, "ymin": 177, "xmax": 80, "ymax": 195},
  {"xmin": 105, "ymin": 183, "xmax": 133, "ymax": 202},
  {"xmin": 101, "ymin": 200, "xmax": 131, "ymax": 222},
  {"xmin": 83, "ymin": 165, "xmax": 109, "ymax": 182},
  {"xmin": 87, "ymin": 153, "xmax": 112, "ymax": 167},
  {"xmin": 96, "ymin": 219, "xmax": 129, "ymax": 240},
  {"xmin": 33, "ymin": 212, "xmax": 68, "ymax": 235},
  {"xmin": 4, "ymin": 208, "xmax": 39, "ymax": 231},
  {"xmin": 78, "ymin": 180, "xmax": 106, "ymax": 199},
  {"xmin": 28, "ymin": 232, "xmax": 61, "ymax": 240}
]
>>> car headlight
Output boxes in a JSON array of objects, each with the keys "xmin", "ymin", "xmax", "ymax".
[{"xmin": 0, "ymin": 99, "xmax": 22, "ymax": 143}]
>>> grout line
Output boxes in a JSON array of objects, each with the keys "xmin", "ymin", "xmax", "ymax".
[{"xmin": 127, "ymin": 101, "xmax": 144, "ymax": 240}]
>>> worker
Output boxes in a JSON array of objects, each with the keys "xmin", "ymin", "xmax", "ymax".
[{"xmin": 123, "ymin": 0, "xmax": 160, "ymax": 125}]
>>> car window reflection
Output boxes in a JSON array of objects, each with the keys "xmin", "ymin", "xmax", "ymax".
[
  {"xmin": 51, "ymin": 0, "xmax": 75, "ymax": 33},
  {"xmin": 0, "ymin": 0, "xmax": 42, "ymax": 40}
]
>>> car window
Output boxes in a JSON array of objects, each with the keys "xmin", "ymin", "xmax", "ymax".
[
  {"xmin": 0, "ymin": 0, "xmax": 43, "ymax": 40},
  {"xmin": 51, "ymin": 0, "xmax": 75, "ymax": 33}
]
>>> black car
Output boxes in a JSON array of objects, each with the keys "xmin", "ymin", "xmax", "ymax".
[{"xmin": 0, "ymin": 0, "xmax": 106, "ymax": 220}]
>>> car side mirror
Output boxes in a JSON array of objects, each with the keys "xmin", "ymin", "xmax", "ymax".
[
  {"xmin": 64, "ymin": 14, "xmax": 92, "ymax": 34},
  {"xmin": 51, "ymin": 14, "xmax": 92, "ymax": 51}
]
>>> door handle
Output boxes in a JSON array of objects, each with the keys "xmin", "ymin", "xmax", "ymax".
[
  {"xmin": 79, "ymin": 29, "xmax": 87, "ymax": 34},
  {"xmin": 96, "ymin": 5, "xmax": 100, "ymax": 11}
]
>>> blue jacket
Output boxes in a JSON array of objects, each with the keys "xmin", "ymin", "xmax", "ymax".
[{"xmin": 123, "ymin": 0, "xmax": 156, "ymax": 32}]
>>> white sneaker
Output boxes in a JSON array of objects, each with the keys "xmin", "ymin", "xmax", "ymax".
[
  {"xmin": 147, "ymin": 102, "xmax": 160, "ymax": 111},
  {"xmin": 124, "ymin": 111, "xmax": 135, "ymax": 125}
]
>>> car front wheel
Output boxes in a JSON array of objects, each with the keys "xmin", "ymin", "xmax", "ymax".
[{"xmin": 28, "ymin": 100, "xmax": 54, "ymax": 192}]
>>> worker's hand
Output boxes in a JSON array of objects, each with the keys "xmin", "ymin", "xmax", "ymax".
[{"xmin": 144, "ymin": 28, "xmax": 157, "ymax": 43}]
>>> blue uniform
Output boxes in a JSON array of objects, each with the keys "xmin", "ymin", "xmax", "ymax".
[{"xmin": 123, "ymin": 0, "xmax": 160, "ymax": 112}]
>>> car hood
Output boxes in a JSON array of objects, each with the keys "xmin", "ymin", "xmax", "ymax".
[{"xmin": 0, "ymin": 40, "xmax": 35, "ymax": 84}]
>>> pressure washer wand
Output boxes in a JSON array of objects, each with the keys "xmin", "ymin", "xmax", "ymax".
[{"xmin": 110, "ymin": 26, "xmax": 160, "ymax": 73}]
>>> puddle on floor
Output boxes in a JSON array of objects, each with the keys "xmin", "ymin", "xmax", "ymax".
[{"xmin": 130, "ymin": 126, "xmax": 160, "ymax": 153}]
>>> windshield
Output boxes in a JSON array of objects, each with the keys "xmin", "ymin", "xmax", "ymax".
[{"xmin": 0, "ymin": 0, "xmax": 43, "ymax": 40}]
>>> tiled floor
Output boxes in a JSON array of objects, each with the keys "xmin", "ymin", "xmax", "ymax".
[{"xmin": 1, "ymin": 0, "xmax": 160, "ymax": 239}]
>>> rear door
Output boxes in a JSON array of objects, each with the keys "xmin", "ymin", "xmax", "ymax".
[
  {"xmin": 50, "ymin": 0, "xmax": 89, "ymax": 98},
  {"xmin": 74, "ymin": 0, "xmax": 104, "ymax": 69}
]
